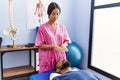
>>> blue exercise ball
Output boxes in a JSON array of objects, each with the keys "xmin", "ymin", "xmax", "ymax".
[{"xmin": 66, "ymin": 42, "xmax": 82, "ymax": 67}]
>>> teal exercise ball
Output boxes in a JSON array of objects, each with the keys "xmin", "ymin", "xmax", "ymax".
[{"xmin": 66, "ymin": 42, "xmax": 82, "ymax": 67}]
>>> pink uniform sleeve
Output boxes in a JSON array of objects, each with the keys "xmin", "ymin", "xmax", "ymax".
[
  {"xmin": 63, "ymin": 25, "xmax": 71, "ymax": 44},
  {"xmin": 35, "ymin": 28, "xmax": 44, "ymax": 47}
]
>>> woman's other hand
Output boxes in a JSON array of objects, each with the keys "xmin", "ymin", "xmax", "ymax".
[
  {"xmin": 61, "ymin": 43, "xmax": 68, "ymax": 52},
  {"xmin": 54, "ymin": 45, "xmax": 67, "ymax": 53}
]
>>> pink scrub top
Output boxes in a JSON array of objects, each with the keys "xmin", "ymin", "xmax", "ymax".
[{"xmin": 35, "ymin": 22, "xmax": 71, "ymax": 73}]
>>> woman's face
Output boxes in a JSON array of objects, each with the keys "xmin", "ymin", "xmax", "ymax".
[{"xmin": 49, "ymin": 8, "xmax": 60, "ymax": 23}]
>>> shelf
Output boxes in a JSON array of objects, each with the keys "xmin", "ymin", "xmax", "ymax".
[
  {"xmin": 0, "ymin": 46, "xmax": 37, "ymax": 80},
  {"xmin": 3, "ymin": 65, "xmax": 35, "ymax": 78}
]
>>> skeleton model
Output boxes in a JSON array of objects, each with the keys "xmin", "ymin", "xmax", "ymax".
[
  {"xmin": 34, "ymin": 0, "xmax": 45, "ymax": 25},
  {"xmin": 4, "ymin": 0, "xmax": 18, "ymax": 45}
]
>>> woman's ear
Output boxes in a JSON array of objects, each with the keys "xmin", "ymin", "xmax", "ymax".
[{"xmin": 48, "ymin": 16, "xmax": 50, "ymax": 19}]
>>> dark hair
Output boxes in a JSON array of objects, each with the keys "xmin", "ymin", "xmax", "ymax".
[
  {"xmin": 60, "ymin": 61, "xmax": 71, "ymax": 70},
  {"xmin": 55, "ymin": 60, "xmax": 71, "ymax": 71},
  {"xmin": 47, "ymin": 2, "xmax": 61, "ymax": 16}
]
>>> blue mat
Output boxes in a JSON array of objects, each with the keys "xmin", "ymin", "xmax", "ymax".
[{"xmin": 30, "ymin": 70, "xmax": 55, "ymax": 80}]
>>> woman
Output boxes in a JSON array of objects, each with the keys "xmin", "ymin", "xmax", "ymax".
[{"xmin": 35, "ymin": 2, "xmax": 71, "ymax": 73}]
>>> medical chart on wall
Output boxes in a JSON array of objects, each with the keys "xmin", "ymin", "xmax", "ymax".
[
  {"xmin": 27, "ymin": 0, "xmax": 51, "ymax": 30},
  {"xmin": 27, "ymin": 0, "xmax": 64, "ymax": 30}
]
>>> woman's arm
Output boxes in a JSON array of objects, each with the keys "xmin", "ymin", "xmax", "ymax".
[
  {"xmin": 38, "ymin": 44, "xmax": 67, "ymax": 53},
  {"xmin": 38, "ymin": 44, "xmax": 55, "ymax": 50}
]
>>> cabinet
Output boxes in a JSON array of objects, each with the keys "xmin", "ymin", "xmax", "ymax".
[{"xmin": 0, "ymin": 45, "xmax": 38, "ymax": 80}]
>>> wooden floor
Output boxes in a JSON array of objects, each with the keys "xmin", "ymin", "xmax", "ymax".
[{"xmin": 3, "ymin": 65, "xmax": 34, "ymax": 78}]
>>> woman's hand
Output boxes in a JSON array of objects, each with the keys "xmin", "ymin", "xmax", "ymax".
[
  {"xmin": 60, "ymin": 43, "xmax": 68, "ymax": 52},
  {"xmin": 54, "ymin": 43, "xmax": 68, "ymax": 53},
  {"xmin": 54, "ymin": 45, "xmax": 66, "ymax": 53}
]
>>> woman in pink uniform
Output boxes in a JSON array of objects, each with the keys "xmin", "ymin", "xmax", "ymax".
[{"xmin": 35, "ymin": 2, "xmax": 71, "ymax": 73}]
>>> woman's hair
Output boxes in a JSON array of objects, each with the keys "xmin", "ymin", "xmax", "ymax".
[{"xmin": 47, "ymin": 2, "xmax": 61, "ymax": 16}]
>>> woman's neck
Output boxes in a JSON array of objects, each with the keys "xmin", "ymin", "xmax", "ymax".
[{"xmin": 48, "ymin": 20, "xmax": 57, "ymax": 30}]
